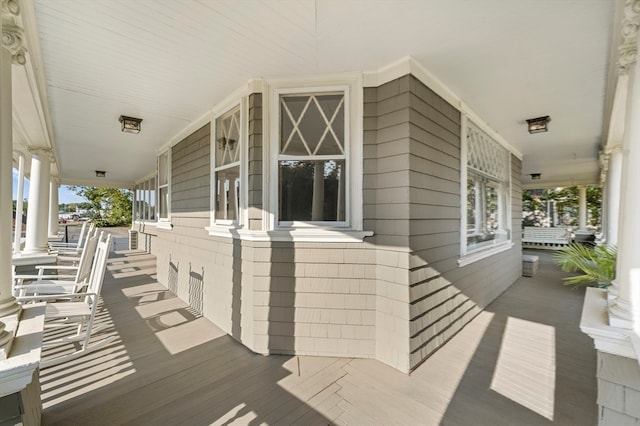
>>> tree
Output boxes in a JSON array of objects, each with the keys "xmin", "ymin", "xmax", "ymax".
[
  {"xmin": 522, "ymin": 185, "xmax": 602, "ymax": 229},
  {"xmin": 12, "ymin": 199, "xmax": 28, "ymax": 216},
  {"xmin": 69, "ymin": 186, "xmax": 132, "ymax": 227}
]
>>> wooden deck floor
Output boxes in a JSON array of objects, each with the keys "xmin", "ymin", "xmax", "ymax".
[{"xmin": 40, "ymin": 244, "xmax": 596, "ymax": 425}]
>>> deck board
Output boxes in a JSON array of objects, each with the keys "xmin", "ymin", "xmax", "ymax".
[{"xmin": 40, "ymin": 247, "xmax": 596, "ymax": 425}]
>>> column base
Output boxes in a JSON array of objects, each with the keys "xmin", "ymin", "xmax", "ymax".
[
  {"xmin": 0, "ymin": 307, "xmax": 22, "ymax": 361},
  {"xmin": 609, "ymin": 298, "xmax": 633, "ymax": 329}
]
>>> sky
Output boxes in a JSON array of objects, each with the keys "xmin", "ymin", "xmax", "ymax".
[{"xmin": 12, "ymin": 167, "xmax": 86, "ymax": 204}]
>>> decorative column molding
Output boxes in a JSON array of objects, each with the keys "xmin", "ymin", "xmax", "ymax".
[
  {"xmin": 23, "ymin": 147, "xmax": 52, "ymax": 255},
  {"xmin": 0, "ymin": 27, "xmax": 21, "ymax": 353},
  {"xmin": 618, "ymin": 0, "xmax": 640, "ymax": 74},
  {"xmin": 12, "ymin": 151, "xmax": 24, "ymax": 254},
  {"xmin": 605, "ymin": 146, "xmax": 623, "ymax": 247},
  {"xmin": 577, "ymin": 186, "xmax": 588, "ymax": 232},
  {"xmin": 1, "ymin": 0, "xmax": 26, "ymax": 65},
  {"xmin": 609, "ymin": 27, "xmax": 640, "ymax": 330}
]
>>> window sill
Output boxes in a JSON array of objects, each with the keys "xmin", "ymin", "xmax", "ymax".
[
  {"xmin": 580, "ymin": 287, "xmax": 637, "ymax": 359},
  {"xmin": 205, "ymin": 227, "xmax": 373, "ymax": 243},
  {"xmin": 134, "ymin": 220, "xmax": 173, "ymax": 231},
  {"xmin": 156, "ymin": 221, "xmax": 173, "ymax": 230},
  {"xmin": 205, "ymin": 225, "xmax": 242, "ymax": 239},
  {"xmin": 457, "ymin": 241, "xmax": 513, "ymax": 267}
]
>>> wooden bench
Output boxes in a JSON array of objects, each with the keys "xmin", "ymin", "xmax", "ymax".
[{"xmin": 522, "ymin": 226, "xmax": 571, "ymax": 250}]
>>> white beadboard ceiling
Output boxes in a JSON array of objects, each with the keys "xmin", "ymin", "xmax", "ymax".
[{"xmin": 22, "ymin": 0, "xmax": 615, "ymax": 188}]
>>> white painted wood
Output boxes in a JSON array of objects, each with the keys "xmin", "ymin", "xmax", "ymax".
[
  {"xmin": 0, "ymin": 45, "xmax": 21, "ymax": 333},
  {"xmin": 23, "ymin": 149, "xmax": 51, "ymax": 255},
  {"xmin": 610, "ymin": 28, "xmax": 640, "ymax": 333},
  {"xmin": 9, "ymin": 0, "xmax": 614, "ymax": 188},
  {"xmin": 40, "ymin": 248, "xmax": 598, "ymax": 425},
  {"xmin": 47, "ymin": 179, "xmax": 59, "ymax": 237},
  {"xmin": 581, "ymin": 288, "xmax": 636, "ymax": 359},
  {"xmin": 0, "ymin": 303, "xmax": 45, "ymax": 398}
]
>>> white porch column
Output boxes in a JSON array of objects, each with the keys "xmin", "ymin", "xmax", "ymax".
[
  {"xmin": 609, "ymin": 28, "xmax": 640, "ymax": 329},
  {"xmin": 48, "ymin": 178, "xmax": 59, "ymax": 237},
  {"xmin": 577, "ymin": 185, "xmax": 588, "ymax": 232},
  {"xmin": 606, "ymin": 147, "xmax": 623, "ymax": 247},
  {"xmin": 0, "ymin": 24, "xmax": 22, "ymax": 345},
  {"xmin": 12, "ymin": 151, "xmax": 24, "ymax": 254},
  {"xmin": 23, "ymin": 148, "xmax": 51, "ymax": 254}
]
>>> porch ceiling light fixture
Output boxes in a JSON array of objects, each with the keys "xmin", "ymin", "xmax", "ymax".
[
  {"xmin": 530, "ymin": 173, "xmax": 541, "ymax": 180},
  {"xmin": 526, "ymin": 116, "xmax": 550, "ymax": 134},
  {"xmin": 95, "ymin": 170, "xmax": 106, "ymax": 178},
  {"xmin": 119, "ymin": 115, "xmax": 143, "ymax": 134}
]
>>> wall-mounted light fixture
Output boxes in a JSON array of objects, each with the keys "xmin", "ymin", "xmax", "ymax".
[
  {"xmin": 526, "ymin": 116, "xmax": 550, "ymax": 134},
  {"xmin": 530, "ymin": 173, "xmax": 541, "ymax": 180},
  {"xmin": 119, "ymin": 115, "xmax": 143, "ymax": 134},
  {"xmin": 95, "ymin": 170, "xmax": 106, "ymax": 178}
]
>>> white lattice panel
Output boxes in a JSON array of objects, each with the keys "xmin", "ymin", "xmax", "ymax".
[{"xmin": 467, "ymin": 121, "xmax": 509, "ymax": 181}]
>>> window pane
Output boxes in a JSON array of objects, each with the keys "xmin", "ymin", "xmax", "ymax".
[
  {"xmin": 215, "ymin": 166, "xmax": 240, "ymax": 221},
  {"xmin": 280, "ymin": 94, "xmax": 344, "ymax": 156},
  {"xmin": 135, "ymin": 187, "xmax": 142, "ymax": 220},
  {"xmin": 143, "ymin": 180, "xmax": 149, "ymax": 220},
  {"xmin": 279, "ymin": 160, "xmax": 345, "ymax": 222},
  {"xmin": 466, "ymin": 175, "xmax": 509, "ymax": 250},
  {"xmin": 158, "ymin": 152, "xmax": 168, "ymax": 185},
  {"xmin": 216, "ymin": 108, "xmax": 241, "ymax": 167},
  {"xmin": 159, "ymin": 187, "xmax": 168, "ymax": 219},
  {"xmin": 484, "ymin": 182, "xmax": 499, "ymax": 233},
  {"xmin": 316, "ymin": 94, "xmax": 344, "ymax": 155},
  {"xmin": 149, "ymin": 177, "xmax": 156, "ymax": 220},
  {"xmin": 466, "ymin": 178, "xmax": 477, "ymax": 235}
]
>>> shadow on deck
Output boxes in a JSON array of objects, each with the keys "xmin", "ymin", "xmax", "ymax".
[{"xmin": 40, "ymin": 248, "xmax": 596, "ymax": 425}]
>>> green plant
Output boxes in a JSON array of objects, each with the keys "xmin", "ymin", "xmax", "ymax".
[{"xmin": 554, "ymin": 243, "xmax": 617, "ymax": 288}]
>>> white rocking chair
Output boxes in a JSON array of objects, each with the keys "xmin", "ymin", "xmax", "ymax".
[
  {"xmin": 13, "ymin": 230, "xmax": 102, "ymax": 298},
  {"xmin": 48, "ymin": 222, "xmax": 95, "ymax": 256},
  {"xmin": 19, "ymin": 234, "xmax": 115, "ymax": 368}
]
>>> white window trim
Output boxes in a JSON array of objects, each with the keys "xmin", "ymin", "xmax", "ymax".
[
  {"xmin": 206, "ymin": 93, "xmax": 249, "ymax": 236},
  {"xmin": 458, "ymin": 114, "xmax": 513, "ymax": 266},
  {"xmin": 157, "ymin": 149, "xmax": 173, "ymax": 229},
  {"xmin": 133, "ymin": 172, "xmax": 158, "ymax": 225},
  {"xmin": 266, "ymin": 78, "xmax": 364, "ymax": 234}
]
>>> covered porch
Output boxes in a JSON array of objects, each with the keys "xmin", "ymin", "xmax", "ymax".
[
  {"xmin": 40, "ymin": 233, "xmax": 596, "ymax": 425},
  {"xmin": 3, "ymin": 1, "xmax": 640, "ymax": 424}
]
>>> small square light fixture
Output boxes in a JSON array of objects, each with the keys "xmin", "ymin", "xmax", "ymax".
[
  {"xmin": 530, "ymin": 173, "xmax": 541, "ymax": 180},
  {"xmin": 119, "ymin": 115, "xmax": 143, "ymax": 134},
  {"xmin": 95, "ymin": 170, "xmax": 106, "ymax": 178},
  {"xmin": 526, "ymin": 116, "xmax": 550, "ymax": 134}
]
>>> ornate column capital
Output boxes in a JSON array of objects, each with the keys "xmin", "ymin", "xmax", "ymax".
[
  {"xmin": 604, "ymin": 144, "xmax": 624, "ymax": 155},
  {"xmin": 28, "ymin": 146, "xmax": 54, "ymax": 161},
  {"xmin": 619, "ymin": 0, "xmax": 640, "ymax": 74},
  {"xmin": 1, "ymin": 0, "xmax": 27, "ymax": 65}
]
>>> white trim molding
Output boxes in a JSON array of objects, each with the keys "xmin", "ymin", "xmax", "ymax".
[
  {"xmin": 363, "ymin": 56, "xmax": 522, "ymax": 160},
  {"xmin": 206, "ymin": 227, "xmax": 373, "ymax": 243},
  {"xmin": 581, "ymin": 288, "xmax": 637, "ymax": 359},
  {"xmin": 266, "ymin": 75, "xmax": 364, "ymax": 233},
  {"xmin": 457, "ymin": 242, "xmax": 514, "ymax": 267}
]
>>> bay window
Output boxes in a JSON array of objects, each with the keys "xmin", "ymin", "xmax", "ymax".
[
  {"xmin": 134, "ymin": 175, "xmax": 156, "ymax": 221},
  {"xmin": 214, "ymin": 105, "xmax": 241, "ymax": 224},
  {"xmin": 463, "ymin": 119, "xmax": 511, "ymax": 254},
  {"xmin": 277, "ymin": 91, "xmax": 347, "ymax": 226}
]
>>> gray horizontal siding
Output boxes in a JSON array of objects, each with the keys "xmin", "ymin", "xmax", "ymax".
[
  {"xmin": 172, "ymin": 123, "xmax": 211, "ymax": 214},
  {"xmin": 248, "ymin": 93, "xmax": 263, "ymax": 231}
]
